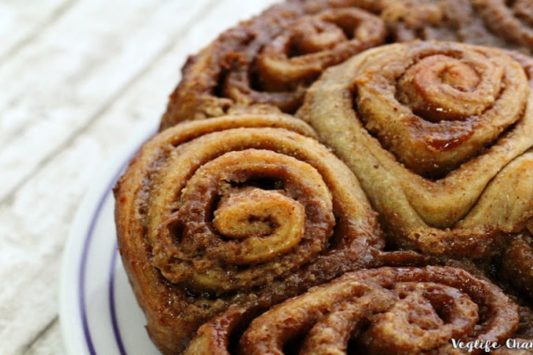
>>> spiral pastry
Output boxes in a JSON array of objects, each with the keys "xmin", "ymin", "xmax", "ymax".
[
  {"xmin": 298, "ymin": 41, "xmax": 533, "ymax": 259},
  {"xmin": 115, "ymin": 113, "xmax": 391, "ymax": 353},
  {"xmin": 185, "ymin": 266, "xmax": 520, "ymax": 354},
  {"xmin": 160, "ymin": 1, "xmax": 386, "ymax": 129}
]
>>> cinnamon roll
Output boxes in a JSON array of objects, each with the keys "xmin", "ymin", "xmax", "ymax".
[
  {"xmin": 115, "ymin": 113, "xmax": 395, "ymax": 353},
  {"xmin": 185, "ymin": 266, "xmax": 522, "ymax": 354},
  {"xmin": 160, "ymin": 1, "xmax": 386, "ymax": 129},
  {"xmin": 298, "ymin": 41, "xmax": 533, "ymax": 259}
]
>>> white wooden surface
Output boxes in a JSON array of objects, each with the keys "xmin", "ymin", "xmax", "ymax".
[{"xmin": 0, "ymin": 0, "xmax": 279, "ymax": 353}]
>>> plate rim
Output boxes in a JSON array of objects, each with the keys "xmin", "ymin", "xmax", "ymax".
[{"xmin": 59, "ymin": 122, "xmax": 156, "ymax": 355}]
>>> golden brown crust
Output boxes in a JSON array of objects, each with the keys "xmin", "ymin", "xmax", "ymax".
[
  {"xmin": 298, "ymin": 41, "xmax": 533, "ymax": 258},
  {"xmin": 114, "ymin": 113, "xmax": 400, "ymax": 353},
  {"xmin": 185, "ymin": 266, "xmax": 521, "ymax": 354}
]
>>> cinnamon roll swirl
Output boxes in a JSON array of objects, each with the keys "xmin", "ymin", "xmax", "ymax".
[
  {"xmin": 160, "ymin": 1, "xmax": 386, "ymax": 129},
  {"xmin": 298, "ymin": 41, "xmax": 533, "ymax": 259},
  {"xmin": 185, "ymin": 266, "xmax": 521, "ymax": 354},
  {"xmin": 115, "ymin": 113, "xmax": 392, "ymax": 353}
]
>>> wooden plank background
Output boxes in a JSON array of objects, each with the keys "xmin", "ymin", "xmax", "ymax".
[{"xmin": 0, "ymin": 0, "xmax": 278, "ymax": 353}]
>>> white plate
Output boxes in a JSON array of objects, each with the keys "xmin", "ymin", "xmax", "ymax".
[{"xmin": 60, "ymin": 123, "xmax": 160, "ymax": 355}]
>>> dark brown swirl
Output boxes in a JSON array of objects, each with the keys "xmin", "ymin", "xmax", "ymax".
[
  {"xmin": 115, "ymin": 113, "xmax": 389, "ymax": 353},
  {"xmin": 185, "ymin": 266, "xmax": 520, "ymax": 354},
  {"xmin": 255, "ymin": 7, "xmax": 385, "ymax": 91},
  {"xmin": 160, "ymin": 1, "xmax": 386, "ymax": 129}
]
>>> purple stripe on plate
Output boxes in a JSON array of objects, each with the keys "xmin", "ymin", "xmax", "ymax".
[
  {"xmin": 109, "ymin": 246, "xmax": 127, "ymax": 355},
  {"xmin": 79, "ymin": 181, "xmax": 110, "ymax": 355},
  {"xmin": 78, "ymin": 161, "xmax": 132, "ymax": 355},
  {"xmin": 78, "ymin": 130, "xmax": 153, "ymax": 354}
]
